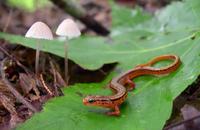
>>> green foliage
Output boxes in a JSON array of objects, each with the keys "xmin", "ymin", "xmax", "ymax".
[
  {"xmin": 0, "ymin": 0, "xmax": 200, "ymax": 130},
  {"xmin": 7, "ymin": 0, "xmax": 49, "ymax": 11}
]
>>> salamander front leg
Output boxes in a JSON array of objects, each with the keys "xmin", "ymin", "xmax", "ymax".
[
  {"xmin": 124, "ymin": 78, "xmax": 135, "ymax": 91},
  {"xmin": 106, "ymin": 106, "xmax": 120, "ymax": 116}
]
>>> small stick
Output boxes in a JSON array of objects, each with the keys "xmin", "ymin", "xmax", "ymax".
[
  {"xmin": 49, "ymin": 58, "xmax": 59, "ymax": 96},
  {"xmin": 1, "ymin": 58, "xmax": 38, "ymax": 113},
  {"xmin": 39, "ymin": 74, "xmax": 53, "ymax": 96},
  {"xmin": 0, "ymin": 46, "xmax": 31, "ymax": 74},
  {"xmin": 164, "ymin": 114, "xmax": 200, "ymax": 130}
]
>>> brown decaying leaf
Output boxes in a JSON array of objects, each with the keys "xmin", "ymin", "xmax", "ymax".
[
  {"xmin": 1, "ymin": 58, "xmax": 38, "ymax": 113},
  {"xmin": 0, "ymin": 91, "xmax": 22, "ymax": 129},
  {"xmin": 19, "ymin": 73, "xmax": 40, "ymax": 100}
]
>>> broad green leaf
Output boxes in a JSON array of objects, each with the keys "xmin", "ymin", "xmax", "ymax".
[
  {"xmin": 111, "ymin": 3, "xmax": 151, "ymax": 28},
  {"xmin": 0, "ymin": 0, "xmax": 200, "ymax": 130}
]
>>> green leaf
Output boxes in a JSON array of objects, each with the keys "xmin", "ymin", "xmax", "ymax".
[
  {"xmin": 0, "ymin": 0, "xmax": 200, "ymax": 130},
  {"xmin": 111, "ymin": 3, "xmax": 151, "ymax": 28}
]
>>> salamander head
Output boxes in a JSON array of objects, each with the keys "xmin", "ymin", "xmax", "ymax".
[
  {"xmin": 83, "ymin": 96, "xmax": 111, "ymax": 107},
  {"xmin": 83, "ymin": 96, "xmax": 95, "ymax": 105},
  {"xmin": 83, "ymin": 96, "xmax": 98, "ymax": 106}
]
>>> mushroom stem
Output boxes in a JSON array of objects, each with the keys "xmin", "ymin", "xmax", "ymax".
[
  {"xmin": 55, "ymin": 18, "xmax": 81, "ymax": 85},
  {"xmin": 25, "ymin": 21, "xmax": 53, "ymax": 76},
  {"xmin": 35, "ymin": 40, "xmax": 41, "ymax": 75},
  {"xmin": 64, "ymin": 40, "xmax": 68, "ymax": 86}
]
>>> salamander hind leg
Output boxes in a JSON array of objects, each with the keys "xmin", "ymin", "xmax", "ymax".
[
  {"xmin": 106, "ymin": 106, "xmax": 120, "ymax": 116},
  {"xmin": 124, "ymin": 77, "xmax": 135, "ymax": 91}
]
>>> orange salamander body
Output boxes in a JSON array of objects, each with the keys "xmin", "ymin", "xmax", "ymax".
[{"xmin": 83, "ymin": 54, "xmax": 181, "ymax": 116}]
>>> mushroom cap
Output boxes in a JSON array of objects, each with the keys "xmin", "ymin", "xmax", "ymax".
[
  {"xmin": 25, "ymin": 21, "xmax": 53, "ymax": 40},
  {"xmin": 56, "ymin": 19, "xmax": 81, "ymax": 39}
]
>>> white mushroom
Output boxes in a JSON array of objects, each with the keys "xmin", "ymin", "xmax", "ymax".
[
  {"xmin": 25, "ymin": 21, "xmax": 53, "ymax": 75},
  {"xmin": 56, "ymin": 19, "xmax": 81, "ymax": 39},
  {"xmin": 56, "ymin": 18, "xmax": 81, "ymax": 85}
]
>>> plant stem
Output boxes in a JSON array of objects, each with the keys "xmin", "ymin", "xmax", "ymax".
[
  {"xmin": 64, "ymin": 40, "xmax": 68, "ymax": 86},
  {"xmin": 35, "ymin": 40, "xmax": 41, "ymax": 75}
]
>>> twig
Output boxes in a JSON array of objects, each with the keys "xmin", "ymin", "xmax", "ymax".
[
  {"xmin": 0, "ymin": 46, "xmax": 31, "ymax": 74},
  {"xmin": 50, "ymin": 0, "xmax": 110, "ymax": 36},
  {"xmin": 49, "ymin": 58, "xmax": 59, "ymax": 96},
  {"xmin": 99, "ymin": 69, "xmax": 107, "ymax": 76},
  {"xmin": 55, "ymin": 70, "xmax": 67, "ymax": 87},
  {"xmin": 1, "ymin": 58, "xmax": 38, "ymax": 113},
  {"xmin": 49, "ymin": 57, "xmax": 66, "ymax": 87},
  {"xmin": 164, "ymin": 114, "xmax": 200, "ymax": 130},
  {"xmin": 39, "ymin": 74, "xmax": 53, "ymax": 96}
]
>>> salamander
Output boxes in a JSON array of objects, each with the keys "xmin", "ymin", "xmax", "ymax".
[{"xmin": 83, "ymin": 54, "xmax": 181, "ymax": 116}]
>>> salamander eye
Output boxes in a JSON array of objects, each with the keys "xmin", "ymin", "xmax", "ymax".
[{"xmin": 88, "ymin": 99, "xmax": 95, "ymax": 103}]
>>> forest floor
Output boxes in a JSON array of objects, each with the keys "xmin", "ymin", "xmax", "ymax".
[{"xmin": 0, "ymin": 0, "xmax": 200, "ymax": 130}]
